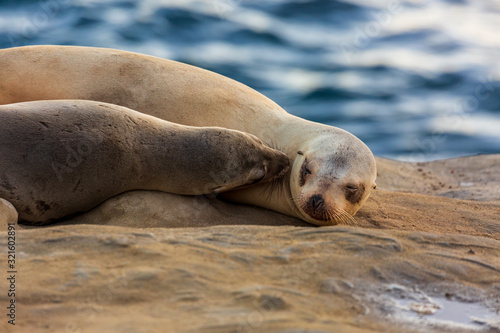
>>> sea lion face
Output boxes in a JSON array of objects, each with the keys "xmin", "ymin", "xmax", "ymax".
[{"xmin": 290, "ymin": 134, "xmax": 377, "ymax": 226}]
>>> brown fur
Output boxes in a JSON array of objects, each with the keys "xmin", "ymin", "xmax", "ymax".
[{"xmin": 0, "ymin": 100, "xmax": 289, "ymax": 223}]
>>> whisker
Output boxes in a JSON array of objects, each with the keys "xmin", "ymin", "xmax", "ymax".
[
  {"xmin": 294, "ymin": 191, "xmax": 357, "ymax": 227},
  {"xmin": 338, "ymin": 211, "xmax": 349, "ymax": 225},
  {"xmin": 339, "ymin": 208, "xmax": 356, "ymax": 226},
  {"xmin": 327, "ymin": 210, "xmax": 337, "ymax": 225},
  {"xmin": 345, "ymin": 211, "xmax": 356, "ymax": 225}
]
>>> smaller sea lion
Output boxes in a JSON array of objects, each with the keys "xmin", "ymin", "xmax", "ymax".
[{"xmin": 0, "ymin": 100, "xmax": 289, "ymax": 223}]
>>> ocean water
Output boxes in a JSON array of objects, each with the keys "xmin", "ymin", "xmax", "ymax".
[{"xmin": 0, "ymin": 0, "xmax": 499, "ymax": 161}]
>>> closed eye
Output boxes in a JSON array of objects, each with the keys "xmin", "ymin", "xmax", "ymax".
[
  {"xmin": 299, "ymin": 159, "xmax": 311, "ymax": 186},
  {"xmin": 302, "ymin": 160, "xmax": 311, "ymax": 176},
  {"xmin": 346, "ymin": 184, "xmax": 358, "ymax": 191}
]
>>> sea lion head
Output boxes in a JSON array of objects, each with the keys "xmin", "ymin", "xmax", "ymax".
[{"xmin": 289, "ymin": 130, "xmax": 377, "ymax": 226}]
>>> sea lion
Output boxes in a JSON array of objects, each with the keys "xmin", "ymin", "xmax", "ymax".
[
  {"xmin": 0, "ymin": 45, "xmax": 377, "ymax": 225},
  {"xmin": 0, "ymin": 100, "xmax": 289, "ymax": 223}
]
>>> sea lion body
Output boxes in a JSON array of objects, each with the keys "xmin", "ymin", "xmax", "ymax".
[
  {"xmin": 0, "ymin": 100, "xmax": 289, "ymax": 223},
  {"xmin": 0, "ymin": 46, "xmax": 376, "ymax": 225}
]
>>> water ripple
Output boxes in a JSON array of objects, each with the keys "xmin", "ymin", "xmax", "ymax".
[{"xmin": 0, "ymin": 0, "xmax": 498, "ymax": 160}]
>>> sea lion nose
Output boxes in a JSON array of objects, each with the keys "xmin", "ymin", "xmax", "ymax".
[{"xmin": 310, "ymin": 194, "xmax": 324, "ymax": 210}]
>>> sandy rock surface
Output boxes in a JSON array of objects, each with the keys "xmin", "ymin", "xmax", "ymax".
[
  {"xmin": 376, "ymin": 155, "xmax": 500, "ymax": 201},
  {"xmin": 1, "ymin": 155, "xmax": 499, "ymax": 332}
]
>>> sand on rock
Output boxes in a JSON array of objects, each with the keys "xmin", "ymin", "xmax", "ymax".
[{"xmin": 1, "ymin": 155, "xmax": 499, "ymax": 332}]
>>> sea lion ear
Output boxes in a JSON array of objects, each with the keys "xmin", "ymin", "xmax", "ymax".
[
  {"xmin": 297, "ymin": 151, "xmax": 303, "ymax": 155},
  {"xmin": 373, "ymin": 183, "xmax": 377, "ymax": 189}
]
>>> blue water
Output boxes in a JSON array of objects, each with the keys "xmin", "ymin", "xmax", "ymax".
[{"xmin": 1, "ymin": 0, "xmax": 499, "ymax": 161}]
